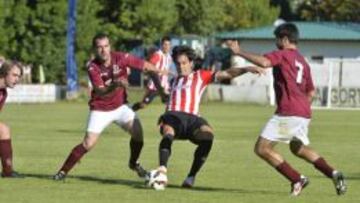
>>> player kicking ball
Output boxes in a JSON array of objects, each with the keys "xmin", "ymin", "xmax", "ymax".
[
  {"xmin": 229, "ymin": 22, "xmax": 347, "ymax": 196},
  {"xmin": 151, "ymin": 45, "xmax": 264, "ymax": 189},
  {"xmin": 53, "ymin": 33, "xmax": 167, "ymax": 181}
]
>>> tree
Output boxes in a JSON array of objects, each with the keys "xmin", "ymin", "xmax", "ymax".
[
  {"xmin": 295, "ymin": 0, "xmax": 360, "ymax": 21},
  {"xmin": 172, "ymin": 0, "xmax": 224, "ymax": 35},
  {"xmin": 97, "ymin": 0, "xmax": 178, "ymax": 46},
  {"xmin": 221, "ymin": 0, "xmax": 279, "ymax": 31}
]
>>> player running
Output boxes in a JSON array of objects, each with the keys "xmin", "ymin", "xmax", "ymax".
[
  {"xmin": 229, "ymin": 22, "xmax": 347, "ymax": 196},
  {"xmin": 53, "ymin": 33, "xmax": 167, "ymax": 181}
]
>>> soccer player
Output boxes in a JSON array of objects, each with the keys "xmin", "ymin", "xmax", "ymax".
[
  {"xmin": 154, "ymin": 45, "xmax": 264, "ymax": 188},
  {"xmin": 0, "ymin": 61, "xmax": 23, "ymax": 178},
  {"xmin": 132, "ymin": 36, "xmax": 173, "ymax": 111},
  {"xmin": 53, "ymin": 33, "xmax": 167, "ymax": 181},
  {"xmin": 229, "ymin": 23, "xmax": 347, "ymax": 196}
]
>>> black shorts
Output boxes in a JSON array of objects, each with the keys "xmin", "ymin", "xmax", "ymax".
[{"xmin": 158, "ymin": 111, "xmax": 210, "ymax": 140}]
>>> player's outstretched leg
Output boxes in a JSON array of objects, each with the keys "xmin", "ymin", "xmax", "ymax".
[
  {"xmin": 255, "ymin": 137, "xmax": 307, "ymax": 196},
  {"xmin": 289, "ymin": 141, "xmax": 347, "ymax": 195},
  {"xmin": 128, "ymin": 118, "xmax": 148, "ymax": 178},
  {"xmin": 183, "ymin": 131, "xmax": 213, "ymax": 188},
  {"xmin": 53, "ymin": 143, "xmax": 88, "ymax": 181}
]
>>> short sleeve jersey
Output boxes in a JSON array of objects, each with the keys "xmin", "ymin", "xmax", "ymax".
[
  {"xmin": 88, "ymin": 51, "xmax": 144, "ymax": 111},
  {"xmin": 0, "ymin": 88, "xmax": 7, "ymax": 111},
  {"xmin": 264, "ymin": 49, "xmax": 314, "ymax": 118},
  {"xmin": 147, "ymin": 50, "xmax": 172, "ymax": 92},
  {"xmin": 166, "ymin": 69, "xmax": 214, "ymax": 115}
]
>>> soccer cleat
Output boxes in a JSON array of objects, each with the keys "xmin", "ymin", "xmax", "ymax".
[
  {"xmin": 53, "ymin": 171, "xmax": 66, "ymax": 181},
  {"xmin": 332, "ymin": 171, "xmax": 347, "ymax": 195},
  {"xmin": 290, "ymin": 175, "xmax": 309, "ymax": 196},
  {"xmin": 129, "ymin": 162, "xmax": 148, "ymax": 179},
  {"xmin": 181, "ymin": 176, "xmax": 195, "ymax": 188},
  {"xmin": 1, "ymin": 171, "xmax": 24, "ymax": 178}
]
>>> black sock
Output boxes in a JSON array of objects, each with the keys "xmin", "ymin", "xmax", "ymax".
[
  {"xmin": 132, "ymin": 102, "xmax": 142, "ymax": 111},
  {"xmin": 129, "ymin": 138, "xmax": 143, "ymax": 166},
  {"xmin": 188, "ymin": 139, "xmax": 213, "ymax": 177},
  {"xmin": 159, "ymin": 134, "xmax": 174, "ymax": 167}
]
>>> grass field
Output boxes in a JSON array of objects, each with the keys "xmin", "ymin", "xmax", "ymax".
[{"xmin": 0, "ymin": 98, "xmax": 359, "ymax": 202}]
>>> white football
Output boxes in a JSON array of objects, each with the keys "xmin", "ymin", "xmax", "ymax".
[{"xmin": 147, "ymin": 169, "xmax": 168, "ymax": 191}]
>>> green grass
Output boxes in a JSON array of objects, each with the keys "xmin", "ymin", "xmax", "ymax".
[{"xmin": 0, "ymin": 99, "xmax": 359, "ymax": 203}]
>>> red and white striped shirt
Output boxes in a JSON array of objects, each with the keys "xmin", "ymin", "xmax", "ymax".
[
  {"xmin": 147, "ymin": 50, "xmax": 172, "ymax": 92},
  {"xmin": 167, "ymin": 70, "xmax": 214, "ymax": 115}
]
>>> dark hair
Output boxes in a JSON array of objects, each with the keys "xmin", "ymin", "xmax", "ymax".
[
  {"xmin": 92, "ymin": 33, "xmax": 110, "ymax": 47},
  {"xmin": 161, "ymin": 36, "xmax": 171, "ymax": 44},
  {"xmin": 0, "ymin": 60, "xmax": 23, "ymax": 77},
  {"xmin": 274, "ymin": 23, "xmax": 299, "ymax": 44},
  {"xmin": 171, "ymin": 45, "xmax": 197, "ymax": 62}
]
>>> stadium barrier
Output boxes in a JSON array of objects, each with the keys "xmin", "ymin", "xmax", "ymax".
[
  {"xmin": 206, "ymin": 59, "xmax": 360, "ymax": 109},
  {"xmin": 6, "ymin": 84, "xmax": 64, "ymax": 103}
]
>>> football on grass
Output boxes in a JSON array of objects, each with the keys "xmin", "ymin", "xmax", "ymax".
[{"xmin": 147, "ymin": 169, "xmax": 168, "ymax": 190}]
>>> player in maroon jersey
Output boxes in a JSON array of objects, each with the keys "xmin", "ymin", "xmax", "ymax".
[
  {"xmin": 153, "ymin": 45, "xmax": 265, "ymax": 188},
  {"xmin": 0, "ymin": 61, "xmax": 23, "ymax": 178},
  {"xmin": 53, "ymin": 33, "xmax": 167, "ymax": 181},
  {"xmin": 229, "ymin": 23, "xmax": 346, "ymax": 196}
]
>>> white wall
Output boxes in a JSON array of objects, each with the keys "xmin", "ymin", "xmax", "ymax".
[
  {"xmin": 6, "ymin": 84, "xmax": 64, "ymax": 103},
  {"xmin": 206, "ymin": 59, "xmax": 360, "ymax": 108},
  {"xmin": 240, "ymin": 39, "xmax": 360, "ymax": 60}
]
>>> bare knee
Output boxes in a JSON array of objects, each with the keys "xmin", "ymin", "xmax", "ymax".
[
  {"xmin": 0, "ymin": 123, "xmax": 11, "ymax": 140},
  {"xmin": 82, "ymin": 132, "xmax": 99, "ymax": 151},
  {"xmin": 254, "ymin": 138, "xmax": 272, "ymax": 158},
  {"xmin": 160, "ymin": 124, "xmax": 175, "ymax": 138},
  {"xmin": 254, "ymin": 144, "xmax": 270, "ymax": 158}
]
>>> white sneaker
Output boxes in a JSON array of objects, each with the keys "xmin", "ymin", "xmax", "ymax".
[
  {"xmin": 290, "ymin": 175, "xmax": 309, "ymax": 196},
  {"xmin": 332, "ymin": 171, "xmax": 347, "ymax": 195}
]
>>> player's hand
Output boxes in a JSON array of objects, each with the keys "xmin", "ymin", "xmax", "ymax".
[{"xmin": 113, "ymin": 78, "xmax": 129, "ymax": 88}]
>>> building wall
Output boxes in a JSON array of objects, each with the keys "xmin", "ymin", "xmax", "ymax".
[{"xmin": 240, "ymin": 40, "xmax": 360, "ymax": 60}]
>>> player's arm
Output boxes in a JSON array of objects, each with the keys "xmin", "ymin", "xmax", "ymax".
[
  {"xmin": 88, "ymin": 65, "xmax": 128, "ymax": 96},
  {"xmin": 92, "ymin": 79, "xmax": 128, "ymax": 96},
  {"xmin": 229, "ymin": 41, "xmax": 272, "ymax": 68},
  {"xmin": 307, "ymin": 89, "xmax": 315, "ymax": 102},
  {"xmin": 215, "ymin": 66, "xmax": 265, "ymax": 81}
]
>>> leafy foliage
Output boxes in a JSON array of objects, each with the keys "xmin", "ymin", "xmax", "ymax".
[{"xmin": 3, "ymin": 0, "xmax": 337, "ymax": 84}]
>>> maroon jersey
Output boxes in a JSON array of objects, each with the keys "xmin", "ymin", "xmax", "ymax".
[
  {"xmin": 264, "ymin": 49, "xmax": 314, "ymax": 118},
  {"xmin": 88, "ymin": 51, "xmax": 144, "ymax": 111},
  {"xmin": 0, "ymin": 88, "xmax": 7, "ymax": 111}
]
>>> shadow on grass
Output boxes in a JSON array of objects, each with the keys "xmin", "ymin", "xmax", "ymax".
[
  {"xmin": 165, "ymin": 184, "xmax": 286, "ymax": 195},
  {"xmin": 21, "ymin": 173, "xmax": 286, "ymax": 195},
  {"xmin": 22, "ymin": 173, "xmax": 144, "ymax": 187}
]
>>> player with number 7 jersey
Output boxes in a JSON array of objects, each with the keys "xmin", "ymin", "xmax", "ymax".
[
  {"xmin": 229, "ymin": 22, "xmax": 346, "ymax": 196},
  {"xmin": 264, "ymin": 49, "xmax": 314, "ymax": 118}
]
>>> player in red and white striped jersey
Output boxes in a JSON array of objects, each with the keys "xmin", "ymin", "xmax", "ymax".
[
  {"xmin": 154, "ymin": 45, "xmax": 264, "ymax": 188},
  {"xmin": 132, "ymin": 36, "xmax": 173, "ymax": 111}
]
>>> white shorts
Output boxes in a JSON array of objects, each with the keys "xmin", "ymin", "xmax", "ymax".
[
  {"xmin": 260, "ymin": 115, "xmax": 311, "ymax": 145},
  {"xmin": 86, "ymin": 105, "xmax": 136, "ymax": 134}
]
